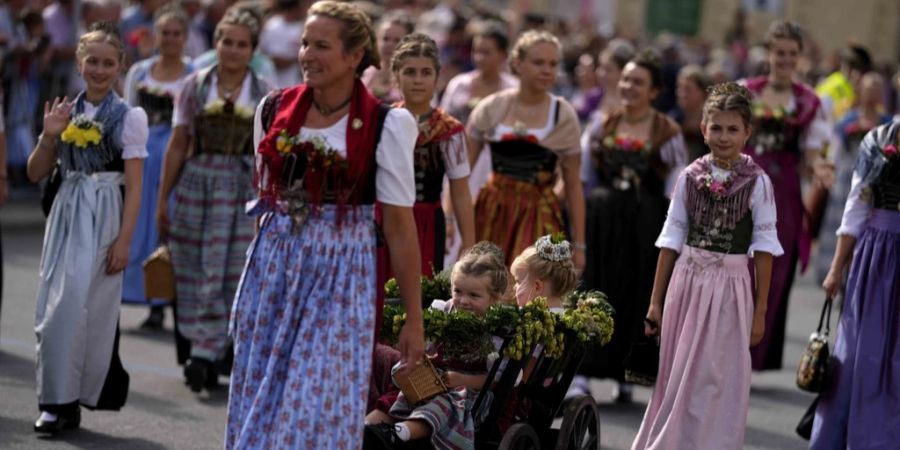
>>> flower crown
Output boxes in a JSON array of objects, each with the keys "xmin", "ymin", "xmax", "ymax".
[{"xmin": 535, "ymin": 233, "xmax": 572, "ymax": 262}]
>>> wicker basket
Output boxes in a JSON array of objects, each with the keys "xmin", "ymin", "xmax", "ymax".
[
  {"xmin": 143, "ymin": 245, "xmax": 175, "ymax": 301},
  {"xmin": 394, "ymin": 357, "xmax": 448, "ymax": 405}
]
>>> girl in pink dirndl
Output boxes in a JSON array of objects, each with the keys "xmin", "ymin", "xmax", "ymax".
[{"xmin": 632, "ymin": 83, "xmax": 783, "ymax": 450}]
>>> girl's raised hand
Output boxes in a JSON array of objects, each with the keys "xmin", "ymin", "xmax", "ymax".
[{"xmin": 43, "ymin": 97, "xmax": 74, "ymax": 138}]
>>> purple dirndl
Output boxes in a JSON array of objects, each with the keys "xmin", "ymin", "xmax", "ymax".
[
  {"xmin": 811, "ymin": 210, "xmax": 900, "ymax": 448},
  {"xmin": 226, "ymin": 206, "xmax": 377, "ymax": 449}
]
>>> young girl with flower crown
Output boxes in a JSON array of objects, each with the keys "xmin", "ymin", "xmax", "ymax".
[
  {"xmin": 365, "ymin": 247, "xmax": 508, "ymax": 450},
  {"xmin": 511, "ymin": 234, "xmax": 579, "ymax": 310},
  {"xmin": 631, "ymin": 82, "xmax": 783, "ymax": 450},
  {"xmin": 27, "ymin": 21, "xmax": 148, "ymax": 434}
]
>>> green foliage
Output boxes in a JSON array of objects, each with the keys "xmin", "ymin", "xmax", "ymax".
[
  {"xmin": 378, "ymin": 290, "xmax": 616, "ymax": 363},
  {"xmin": 383, "ymin": 268, "xmax": 452, "ymax": 304}
]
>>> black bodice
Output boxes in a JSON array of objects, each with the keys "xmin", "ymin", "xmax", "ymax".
[
  {"xmin": 687, "ymin": 211, "xmax": 753, "ymax": 255},
  {"xmin": 137, "ymin": 88, "xmax": 174, "ymax": 127},
  {"xmin": 489, "ymin": 140, "xmax": 558, "ymax": 184},
  {"xmin": 415, "ymin": 142, "xmax": 446, "ymax": 203},
  {"xmin": 873, "ymin": 157, "xmax": 900, "ymax": 212}
]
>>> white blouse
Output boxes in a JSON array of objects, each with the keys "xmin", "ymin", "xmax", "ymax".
[
  {"xmin": 438, "ymin": 132, "xmax": 471, "ymax": 180},
  {"xmin": 81, "ymin": 100, "xmax": 149, "ymax": 160},
  {"xmin": 836, "ymin": 171, "xmax": 871, "ymax": 238},
  {"xmin": 252, "ymin": 103, "xmax": 418, "ymax": 207},
  {"xmin": 655, "ymin": 166, "xmax": 784, "ymax": 256},
  {"xmin": 172, "ymin": 71, "xmax": 258, "ymax": 129}
]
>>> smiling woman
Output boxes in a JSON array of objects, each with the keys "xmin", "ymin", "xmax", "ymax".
[
  {"xmin": 225, "ymin": 2, "xmax": 424, "ymax": 449},
  {"xmin": 27, "ymin": 21, "xmax": 148, "ymax": 435}
]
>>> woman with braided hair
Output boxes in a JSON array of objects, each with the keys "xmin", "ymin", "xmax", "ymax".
[{"xmin": 633, "ymin": 83, "xmax": 782, "ymax": 449}]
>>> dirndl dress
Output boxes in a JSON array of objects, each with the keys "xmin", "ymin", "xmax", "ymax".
[
  {"xmin": 811, "ymin": 123, "xmax": 900, "ymax": 449},
  {"xmin": 35, "ymin": 91, "xmax": 148, "ymax": 411}
]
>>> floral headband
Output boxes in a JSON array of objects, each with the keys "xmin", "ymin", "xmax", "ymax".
[{"xmin": 535, "ymin": 234, "xmax": 572, "ymax": 262}]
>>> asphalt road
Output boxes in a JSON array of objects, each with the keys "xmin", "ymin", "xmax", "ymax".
[{"xmin": 0, "ymin": 198, "xmax": 823, "ymax": 450}]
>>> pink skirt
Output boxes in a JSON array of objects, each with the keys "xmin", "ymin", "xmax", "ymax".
[{"xmin": 632, "ymin": 245, "xmax": 754, "ymax": 450}]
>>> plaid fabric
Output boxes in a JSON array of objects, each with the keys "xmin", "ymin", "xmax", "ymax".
[
  {"xmin": 169, "ymin": 153, "xmax": 255, "ymax": 361},
  {"xmin": 474, "ymin": 172, "xmax": 565, "ymax": 266},
  {"xmin": 389, "ymin": 378, "xmax": 484, "ymax": 450}
]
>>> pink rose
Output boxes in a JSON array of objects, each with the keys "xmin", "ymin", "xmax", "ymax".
[
  {"xmin": 884, "ymin": 144, "xmax": 898, "ymax": 157},
  {"xmin": 709, "ymin": 180, "xmax": 727, "ymax": 195}
]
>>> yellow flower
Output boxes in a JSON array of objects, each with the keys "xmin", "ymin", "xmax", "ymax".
[
  {"xmin": 60, "ymin": 118, "xmax": 103, "ymax": 148},
  {"xmin": 276, "ymin": 131, "xmax": 291, "ymax": 154}
]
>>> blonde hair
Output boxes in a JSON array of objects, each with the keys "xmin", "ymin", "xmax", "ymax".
[
  {"xmin": 451, "ymin": 247, "xmax": 509, "ymax": 302},
  {"xmin": 77, "ymin": 21, "xmax": 126, "ymax": 65},
  {"xmin": 308, "ymin": 0, "xmax": 380, "ymax": 76},
  {"xmin": 509, "ymin": 29, "xmax": 561, "ymax": 74},
  {"xmin": 213, "ymin": 2, "xmax": 263, "ymax": 49},
  {"xmin": 511, "ymin": 245, "xmax": 577, "ymax": 299},
  {"xmin": 154, "ymin": 2, "xmax": 190, "ymax": 32}
]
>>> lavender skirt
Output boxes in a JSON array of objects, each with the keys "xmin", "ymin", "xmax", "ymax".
[{"xmin": 811, "ymin": 210, "xmax": 900, "ymax": 449}]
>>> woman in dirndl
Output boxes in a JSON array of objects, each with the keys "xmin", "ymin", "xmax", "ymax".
[
  {"xmin": 121, "ymin": 4, "xmax": 194, "ymax": 330},
  {"xmin": 156, "ymin": 7, "xmax": 270, "ymax": 392},
  {"xmin": 225, "ymin": 2, "xmax": 425, "ymax": 448},
  {"xmin": 466, "ymin": 30, "xmax": 585, "ymax": 269},
  {"xmin": 812, "ymin": 121, "xmax": 900, "ymax": 449},
  {"xmin": 28, "ymin": 22, "xmax": 147, "ymax": 433},
  {"xmin": 742, "ymin": 21, "xmax": 832, "ymax": 372},
  {"xmin": 576, "ymin": 50, "xmax": 687, "ymax": 402}
]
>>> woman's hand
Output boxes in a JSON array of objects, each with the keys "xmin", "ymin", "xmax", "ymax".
[
  {"xmin": 43, "ymin": 97, "xmax": 74, "ymax": 138},
  {"xmin": 445, "ymin": 218, "xmax": 457, "ymax": 254},
  {"xmin": 750, "ymin": 312, "xmax": 766, "ymax": 347},
  {"xmin": 823, "ymin": 267, "xmax": 843, "ymax": 299},
  {"xmin": 106, "ymin": 237, "xmax": 130, "ymax": 275},
  {"xmin": 644, "ymin": 303, "xmax": 662, "ymax": 336},
  {"xmin": 156, "ymin": 206, "xmax": 170, "ymax": 241},
  {"xmin": 572, "ymin": 248, "xmax": 585, "ymax": 275},
  {"xmin": 396, "ymin": 320, "xmax": 425, "ymax": 377}
]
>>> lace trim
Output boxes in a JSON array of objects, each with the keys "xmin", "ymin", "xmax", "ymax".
[
  {"xmin": 670, "ymin": 217, "xmax": 689, "ymax": 230},
  {"xmin": 753, "ymin": 222, "xmax": 776, "ymax": 232}
]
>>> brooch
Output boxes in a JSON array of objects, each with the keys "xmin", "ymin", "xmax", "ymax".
[{"xmin": 352, "ymin": 118, "xmax": 363, "ymax": 130}]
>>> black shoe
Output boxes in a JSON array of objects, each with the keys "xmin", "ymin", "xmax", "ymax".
[
  {"xmin": 34, "ymin": 409, "xmax": 80, "ymax": 434},
  {"xmin": 184, "ymin": 358, "xmax": 211, "ymax": 393},
  {"xmin": 364, "ymin": 423, "xmax": 405, "ymax": 449},
  {"xmin": 139, "ymin": 307, "xmax": 165, "ymax": 330}
]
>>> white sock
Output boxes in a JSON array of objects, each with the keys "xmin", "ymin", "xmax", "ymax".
[
  {"xmin": 38, "ymin": 412, "xmax": 58, "ymax": 422},
  {"xmin": 395, "ymin": 423, "xmax": 411, "ymax": 441}
]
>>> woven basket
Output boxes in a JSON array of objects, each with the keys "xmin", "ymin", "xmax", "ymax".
[
  {"xmin": 394, "ymin": 357, "xmax": 448, "ymax": 405},
  {"xmin": 143, "ymin": 245, "xmax": 175, "ymax": 301}
]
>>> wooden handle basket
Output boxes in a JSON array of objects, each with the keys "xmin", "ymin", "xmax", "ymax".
[
  {"xmin": 143, "ymin": 245, "xmax": 175, "ymax": 301},
  {"xmin": 394, "ymin": 357, "xmax": 449, "ymax": 405}
]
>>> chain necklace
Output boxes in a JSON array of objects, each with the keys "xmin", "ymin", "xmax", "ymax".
[{"xmin": 313, "ymin": 96, "xmax": 352, "ymax": 116}]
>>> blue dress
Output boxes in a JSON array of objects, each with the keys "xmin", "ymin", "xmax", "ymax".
[{"xmin": 120, "ymin": 57, "xmax": 193, "ymax": 304}]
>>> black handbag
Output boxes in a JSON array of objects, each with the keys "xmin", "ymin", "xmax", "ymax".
[
  {"xmin": 796, "ymin": 396, "xmax": 819, "ymax": 440},
  {"xmin": 41, "ymin": 164, "xmax": 62, "ymax": 217},
  {"xmin": 623, "ymin": 325, "xmax": 660, "ymax": 386},
  {"xmin": 796, "ymin": 297, "xmax": 833, "ymax": 392}
]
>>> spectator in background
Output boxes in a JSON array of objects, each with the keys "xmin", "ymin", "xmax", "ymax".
[
  {"xmin": 670, "ymin": 64, "xmax": 710, "ymax": 162},
  {"xmin": 258, "ymin": 0, "xmax": 305, "ymax": 88},
  {"xmin": 4, "ymin": 8, "xmax": 51, "ymax": 178},
  {"xmin": 180, "ymin": 0, "xmax": 207, "ymax": 58},
  {"xmin": 361, "ymin": 10, "xmax": 414, "ymax": 103},
  {"xmin": 815, "ymin": 44, "xmax": 873, "ymax": 123},
  {"xmin": 0, "ymin": 0, "xmax": 26, "ymax": 52},
  {"xmin": 594, "ymin": 39, "xmax": 635, "ymax": 121},
  {"xmin": 569, "ymin": 52, "xmax": 603, "ymax": 123},
  {"xmin": 119, "ymin": 0, "xmax": 165, "ymax": 66},
  {"xmin": 41, "ymin": 0, "xmax": 76, "ymax": 99}
]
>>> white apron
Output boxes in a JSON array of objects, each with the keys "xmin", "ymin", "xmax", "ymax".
[{"xmin": 35, "ymin": 171, "xmax": 124, "ymax": 407}]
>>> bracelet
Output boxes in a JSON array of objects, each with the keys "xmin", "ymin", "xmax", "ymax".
[{"xmin": 571, "ymin": 242, "xmax": 587, "ymax": 251}]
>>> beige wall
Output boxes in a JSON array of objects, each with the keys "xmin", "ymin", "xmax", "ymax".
[{"xmin": 616, "ymin": 0, "xmax": 900, "ymax": 63}]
